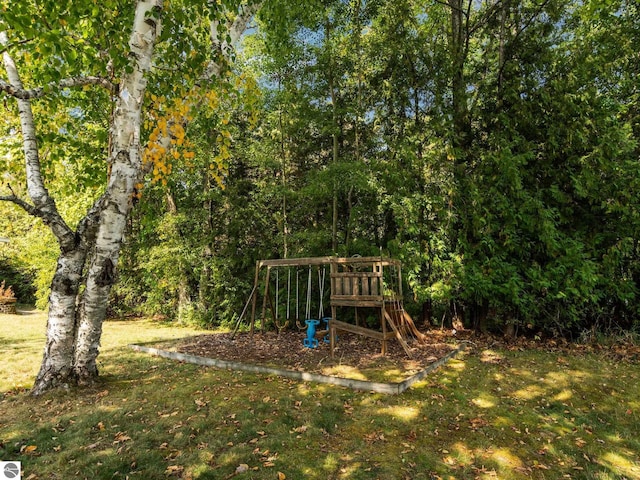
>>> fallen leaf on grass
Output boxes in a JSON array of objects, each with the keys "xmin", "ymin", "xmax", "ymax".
[
  {"xmin": 363, "ymin": 431, "xmax": 386, "ymax": 443},
  {"xmin": 165, "ymin": 465, "xmax": 184, "ymax": 476},
  {"xmin": 532, "ymin": 461, "xmax": 549, "ymax": 470},
  {"xmin": 277, "ymin": 472, "xmax": 286, "ymax": 480},
  {"xmin": 442, "ymin": 456, "xmax": 457, "ymax": 466},
  {"xmin": 236, "ymin": 463, "xmax": 249, "ymax": 474},
  {"xmin": 113, "ymin": 432, "xmax": 131, "ymax": 443},
  {"xmin": 469, "ymin": 417, "xmax": 489, "ymax": 430},
  {"xmin": 21, "ymin": 445, "xmax": 37, "ymax": 455}
]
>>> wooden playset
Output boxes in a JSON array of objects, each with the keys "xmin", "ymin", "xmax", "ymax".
[{"xmin": 238, "ymin": 256, "xmax": 425, "ymax": 357}]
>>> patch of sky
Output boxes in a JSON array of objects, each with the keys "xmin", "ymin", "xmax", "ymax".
[
  {"xmin": 69, "ymin": 106, "xmax": 84, "ymax": 119},
  {"xmin": 294, "ymin": 27, "xmax": 324, "ymax": 48}
]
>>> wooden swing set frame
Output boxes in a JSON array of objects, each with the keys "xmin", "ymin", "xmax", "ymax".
[{"xmin": 243, "ymin": 256, "xmax": 426, "ymax": 357}]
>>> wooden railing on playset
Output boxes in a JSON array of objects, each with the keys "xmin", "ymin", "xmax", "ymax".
[{"xmin": 331, "ymin": 270, "xmax": 382, "ymax": 305}]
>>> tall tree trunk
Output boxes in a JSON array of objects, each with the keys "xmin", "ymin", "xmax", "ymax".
[
  {"xmin": 278, "ymin": 88, "xmax": 289, "ymax": 258},
  {"xmin": 2, "ymin": 0, "xmax": 258, "ymax": 394},
  {"xmin": 326, "ymin": 19, "xmax": 340, "ymax": 253},
  {"xmin": 71, "ymin": 0, "xmax": 163, "ymax": 386},
  {"xmin": 32, "ymin": 250, "xmax": 86, "ymax": 393},
  {"xmin": 448, "ymin": 0, "xmax": 473, "ymax": 153},
  {"xmin": 165, "ymin": 191, "xmax": 192, "ymax": 320},
  {"xmin": 2, "ymin": 30, "xmax": 92, "ymax": 393},
  {"xmin": 26, "ymin": 0, "xmax": 163, "ymax": 393},
  {"xmin": 344, "ymin": 0, "xmax": 363, "ymax": 255}
]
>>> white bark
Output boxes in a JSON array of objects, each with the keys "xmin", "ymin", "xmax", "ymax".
[
  {"xmin": 2, "ymin": 0, "xmax": 164, "ymax": 393},
  {"xmin": 207, "ymin": 1, "xmax": 260, "ymax": 78},
  {"xmin": 2, "ymin": 0, "xmax": 257, "ymax": 394},
  {"xmin": 73, "ymin": 0, "xmax": 164, "ymax": 382},
  {"xmin": 1, "ymin": 33, "xmax": 75, "ymax": 249},
  {"xmin": 2, "ymin": 32, "xmax": 89, "ymax": 393},
  {"xmin": 31, "ymin": 251, "xmax": 86, "ymax": 395}
]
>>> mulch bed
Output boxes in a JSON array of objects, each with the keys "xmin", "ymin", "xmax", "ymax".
[
  {"xmin": 149, "ymin": 324, "xmax": 640, "ymax": 384},
  {"xmin": 159, "ymin": 328, "xmax": 463, "ymax": 380}
]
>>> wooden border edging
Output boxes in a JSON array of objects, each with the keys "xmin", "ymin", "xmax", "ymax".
[{"xmin": 128, "ymin": 343, "xmax": 467, "ymax": 395}]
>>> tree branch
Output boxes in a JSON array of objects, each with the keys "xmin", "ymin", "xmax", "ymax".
[
  {"xmin": 468, "ymin": 0, "xmax": 504, "ymax": 36},
  {"xmin": 206, "ymin": 0, "xmax": 261, "ymax": 79},
  {"xmin": 1, "ymin": 31, "xmax": 75, "ymax": 250},
  {"xmin": 0, "ymin": 75, "xmax": 117, "ymax": 100},
  {"xmin": 75, "ymin": 192, "xmax": 109, "ymax": 252},
  {"xmin": 495, "ymin": 0, "xmax": 553, "ymax": 86},
  {"xmin": 0, "ymin": 186, "xmax": 39, "ymax": 217},
  {"xmin": 0, "ymin": 37, "xmax": 35, "ymax": 56}
]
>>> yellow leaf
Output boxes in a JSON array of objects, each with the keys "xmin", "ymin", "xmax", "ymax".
[
  {"xmin": 165, "ymin": 465, "xmax": 184, "ymax": 476},
  {"xmin": 22, "ymin": 445, "xmax": 38, "ymax": 454},
  {"xmin": 277, "ymin": 472, "xmax": 286, "ymax": 480},
  {"xmin": 113, "ymin": 432, "xmax": 131, "ymax": 443}
]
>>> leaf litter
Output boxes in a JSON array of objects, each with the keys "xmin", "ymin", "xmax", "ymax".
[{"xmin": 158, "ymin": 329, "xmax": 460, "ymax": 381}]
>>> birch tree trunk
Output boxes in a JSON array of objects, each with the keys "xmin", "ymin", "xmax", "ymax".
[
  {"xmin": 2, "ymin": 31, "xmax": 88, "ymax": 392},
  {"xmin": 2, "ymin": 0, "xmax": 258, "ymax": 395},
  {"xmin": 71, "ymin": 0, "xmax": 163, "ymax": 384},
  {"xmin": 1, "ymin": 0, "xmax": 164, "ymax": 394}
]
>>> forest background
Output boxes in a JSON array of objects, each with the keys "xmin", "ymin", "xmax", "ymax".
[{"xmin": 1, "ymin": 0, "xmax": 639, "ymax": 339}]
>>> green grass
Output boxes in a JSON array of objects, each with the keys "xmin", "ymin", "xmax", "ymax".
[{"xmin": 1, "ymin": 310, "xmax": 639, "ymax": 479}]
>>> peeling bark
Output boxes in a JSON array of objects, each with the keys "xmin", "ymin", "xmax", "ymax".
[
  {"xmin": 71, "ymin": 0, "xmax": 164, "ymax": 388},
  {"xmin": 31, "ymin": 250, "xmax": 86, "ymax": 395},
  {"xmin": 2, "ymin": 0, "xmax": 164, "ymax": 394},
  {"xmin": 208, "ymin": 1, "xmax": 261, "ymax": 78},
  {"xmin": 2, "ymin": 0, "xmax": 258, "ymax": 395}
]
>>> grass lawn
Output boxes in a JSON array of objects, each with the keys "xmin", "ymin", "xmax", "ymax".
[{"xmin": 1, "ymin": 310, "xmax": 639, "ymax": 480}]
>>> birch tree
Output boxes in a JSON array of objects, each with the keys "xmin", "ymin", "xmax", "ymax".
[{"xmin": 0, "ymin": 0, "xmax": 259, "ymax": 395}]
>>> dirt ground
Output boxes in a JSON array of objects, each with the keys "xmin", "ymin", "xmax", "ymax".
[
  {"xmin": 160, "ymin": 327, "xmax": 464, "ymax": 381},
  {"xmin": 153, "ymin": 324, "xmax": 640, "ymax": 381}
]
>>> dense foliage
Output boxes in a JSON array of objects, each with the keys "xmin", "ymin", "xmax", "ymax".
[{"xmin": 3, "ymin": 0, "xmax": 639, "ymax": 337}]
